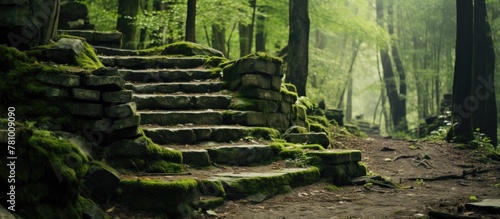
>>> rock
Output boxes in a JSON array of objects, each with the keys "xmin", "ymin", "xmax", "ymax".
[
  {"xmin": 140, "ymin": 111, "xmax": 223, "ymax": 126},
  {"xmin": 72, "ymin": 88, "xmax": 100, "ymax": 101},
  {"xmin": 93, "ymin": 31, "xmax": 123, "ymax": 43},
  {"xmin": 43, "ymin": 86, "xmax": 69, "ymax": 98},
  {"xmin": 241, "ymin": 74, "xmax": 271, "ymax": 89},
  {"xmin": 212, "ymin": 127, "xmax": 247, "ymax": 142},
  {"xmin": 53, "ymin": 131, "xmax": 96, "ymax": 160},
  {"xmin": 113, "ymin": 115, "xmax": 140, "ymax": 130},
  {"xmin": 143, "ymin": 128, "xmax": 196, "ymax": 144},
  {"xmin": 225, "ymin": 57, "xmax": 278, "ymax": 76},
  {"xmin": 84, "ymin": 162, "xmax": 120, "ymax": 203},
  {"xmin": 101, "ymin": 90, "xmax": 133, "ymax": 103},
  {"xmin": 107, "ymin": 137, "xmax": 148, "ymax": 158},
  {"xmin": 466, "ymin": 199, "xmax": 500, "ymax": 213},
  {"xmin": 46, "ymin": 38, "xmax": 85, "ymax": 64},
  {"xmin": 82, "ymin": 203, "xmax": 107, "ymax": 219},
  {"xmin": 305, "ymin": 150, "xmax": 362, "ymax": 165},
  {"xmin": 104, "ymin": 102, "xmax": 137, "ymax": 119},
  {"xmin": 192, "ymin": 127, "xmax": 212, "ymax": 141},
  {"xmin": 36, "ymin": 72, "xmax": 80, "ymax": 87},
  {"xmin": 271, "ymin": 76, "xmax": 282, "ymax": 91},
  {"xmin": 161, "ymin": 41, "xmax": 224, "ymax": 57},
  {"xmin": 181, "ymin": 150, "xmax": 212, "ymax": 167},
  {"xmin": 207, "ymin": 145, "xmax": 274, "ymax": 166},
  {"xmin": 325, "ymin": 109, "xmax": 344, "ymax": 126},
  {"xmin": 240, "ymin": 88, "xmax": 281, "ymax": 101},
  {"xmin": 85, "ymin": 75, "xmax": 125, "ymax": 91},
  {"xmin": 106, "ymin": 126, "xmax": 141, "ymax": 142},
  {"xmin": 70, "ymin": 103, "xmax": 103, "ymax": 118},
  {"xmin": 280, "ymin": 102, "xmax": 292, "ymax": 114},
  {"xmin": 92, "ymin": 67, "xmax": 119, "ymax": 76},
  {"xmin": 285, "ymin": 133, "xmax": 331, "ymax": 147}
]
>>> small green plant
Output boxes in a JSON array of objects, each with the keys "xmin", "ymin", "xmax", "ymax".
[
  {"xmin": 494, "ymin": 183, "xmax": 500, "ymax": 187},
  {"xmin": 285, "ymin": 153, "xmax": 311, "ymax": 168},
  {"xmin": 424, "ymin": 125, "xmax": 450, "ymax": 141},
  {"xmin": 364, "ymin": 182, "xmax": 373, "ymax": 188},
  {"xmin": 415, "ymin": 179, "xmax": 425, "ymax": 186},
  {"xmin": 469, "ymin": 196, "xmax": 478, "ymax": 202},
  {"xmin": 409, "ymin": 145, "xmax": 418, "ymax": 150}
]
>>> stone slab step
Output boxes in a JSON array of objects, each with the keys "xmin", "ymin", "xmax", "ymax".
[
  {"xmin": 119, "ymin": 178, "xmax": 225, "ymax": 216},
  {"xmin": 134, "ymin": 94, "xmax": 231, "ymax": 110},
  {"xmin": 139, "ymin": 110, "xmax": 223, "ymax": 126},
  {"xmin": 118, "ymin": 69, "xmax": 219, "ymax": 82},
  {"xmin": 94, "ymin": 46, "xmax": 140, "ymax": 56},
  {"xmin": 126, "ymin": 81, "xmax": 225, "ymax": 94},
  {"xmin": 211, "ymin": 167, "xmax": 320, "ymax": 200},
  {"xmin": 180, "ymin": 144, "xmax": 275, "ymax": 167},
  {"xmin": 144, "ymin": 126, "xmax": 259, "ymax": 144},
  {"xmin": 99, "ymin": 56, "xmax": 205, "ymax": 69},
  {"xmin": 305, "ymin": 150, "xmax": 366, "ymax": 185}
]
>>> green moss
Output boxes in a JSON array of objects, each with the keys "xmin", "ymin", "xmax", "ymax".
[
  {"xmin": 296, "ymin": 144, "xmax": 325, "ymax": 151},
  {"xmin": 145, "ymin": 160, "xmax": 183, "ymax": 173},
  {"xmin": 279, "ymin": 149, "xmax": 305, "ymax": 159},
  {"xmin": 137, "ymin": 45, "xmax": 169, "ymax": 56},
  {"xmin": 197, "ymin": 180, "xmax": 226, "ymax": 197},
  {"xmin": 308, "ymin": 116, "xmax": 330, "ymax": 127},
  {"xmin": 204, "ymin": 56, "xmax": 229, "ymax": 68},
  {"xmin": 193, "ymin": 197, "xmax": 225, "ymax": 211},
  {"xmin": 161, "ymin": 41, "xmax": 224, "ymax": 57},
  {"xmin": 282, "ymin": 83, "xmax": 297, "ymax": 93},
  {"xmin": 76, "ymin": 40, "xmax": 104, "ymax": 70},
  {"xmin": 240, "ymin": 52, "xmax": 283, "ymax": 65},
  {"xmin": 287, "ymin": 167, "xmax": 320, "ymax": 187},
  {"xmin": 120, "ymin": 178, "xmax": 198, "ymax": 214},
  {"xmin": 280, "ymin": 86, "xmax": 299, "ymax": 99},
  {"xmin": 0, "ymin": 129, "xmax": 93, "ymax": 219},
  {"xmin": 247, "ymin": 127, "xmax": 281, "ymax": 140},
  {"xmin": 230, "ymin": 174, "xmax": 289, "ymax": 198}
]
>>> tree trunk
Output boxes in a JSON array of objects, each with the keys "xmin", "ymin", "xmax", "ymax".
[
  {"xmin": 345, "ymin": 41, "xmax": 362, "ymax": 122},
  {"xmin": 212, "ymin": 25, "xmax": 227, "ymax": 56},
  {"xmin": 285, "ymin": 0, "xmax": 310, "ymax": 97},
  {"xmin": 117, "ymin": 0, "xmax": 140, "ymax": 49},
  {"xmin": 447, "ymin": 0, "xmax": 474, "ymax": 142},
  {"xmin": 255, "ymin": 13, "xmax": 266, "ymax": 52},
  {"xmin": 376, "ymin": 0, "xmax": 406, "ymax": 131},
  {"xmin": 472, "ymin": 0, "xmax": 497, "ymax": 146},
  {"xmin": 185, "ymin": 0, "xmax": 196, "ymax": 42}
]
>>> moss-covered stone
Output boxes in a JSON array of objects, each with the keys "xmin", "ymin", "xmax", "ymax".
[
  {"xmin": 229, "ymin": 97, "xmax": 279, "ymax": 113},
  {"xmin": 0, "ymin": 128, "xmax": 98, "ymax": 219},
  {"xmin": 305, "ymin": 150, "xmax": 362, "ymax": 165},
  {"xmin": 161, "ymin": 41, "xmax": 224, "ymax": 57},
  {"xmin": 120, "ymin": 178, "xmax": 199, "ymax": 215},
  {"xmin": 279, "ymin": 148, "xmax": 305, "ymax": 159},
  {"xmin": 247, "ymin": 127, "xmax": 281, "ymax": 140},
  {"xmin": 296, "ymin": 144, "xmax": 325, "ymax": 151}
]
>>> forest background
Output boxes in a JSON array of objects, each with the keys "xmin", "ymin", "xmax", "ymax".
[{"xmin": 77, "ymin": 0, "xmax": 500, "ymax": 141}]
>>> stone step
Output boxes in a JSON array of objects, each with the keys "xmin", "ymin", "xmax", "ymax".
[
  {"xmin": 99, "ymin": 56, "xmax": 205, "ymax": 69},
  {"xmin": 94, "ymin": 46, "xmax": 140, "ymax": 56},
  {"xmin": 134, "ymin": 94, "xmax": 231, "ymax": 110},
  {"xmin": 305, "ymin": 150, "xmax": 367, "ymax": 185},
  {"xmin": 211, "ymin": 167, "xmax": 320, "ymax": 200},
  {"xmin": 139, "ymin": 110, "xmax": 224, "ymax": 126},
  {"xmin": 180, "ymin": 144, "xmax": 275, "ymax": 167},
  {"xmin": 126, "ymin": 81, "xmax": 225, "ymax": 94},
  {"xmin": 143, "ymin": 126, "xmax": 278, "ymax": 144},
  {"xmin": 118, "ymin": 69, "xmax": 219, "ymax": 82}
]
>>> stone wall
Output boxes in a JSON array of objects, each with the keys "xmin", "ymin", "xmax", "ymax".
[
  {"xmin": 34, "ymin": 67, "xmax": 140, "ymax": 145},
  {"xmin": 0, "ymin": 0, "xmax": 60, "ymax": 48},
  {"xmin": 59, "ymin": 0, "xmax": 94, "ymax": 30},
  {"xmin": 222, "ymin": 53, "xmax": 308, "ymax": 132}
]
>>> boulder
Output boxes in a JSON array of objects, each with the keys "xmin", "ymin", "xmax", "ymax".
[
  {"xmin": 285, "ymin": 133, "xmax": 331, "ymax": 148},
  {"xmin": 162, "ymin": 41, "xmax": 224, "ymax": 57},
  {"xmin": 46, "ymin": 38, "xmax": 85, "ymax": 64},
  {"xmin": 84, "ymin": 162, "xmax": 120, "ymax": 203}
]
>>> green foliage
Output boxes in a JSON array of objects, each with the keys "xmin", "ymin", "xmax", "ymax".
[
  {"xmin": 414, "ymin": 179, "xmax": 425, "ymax": 186},
  {"xmin": 469, "ymin": 196, "xmax": 478, "ymax": 202},
  {"xmin": 78, "ymin": 0, "xmax": 118, "ymax": 30},
  {"xmin": 424, "ymin": 125, "xmax": 451, "ymax": 141}
]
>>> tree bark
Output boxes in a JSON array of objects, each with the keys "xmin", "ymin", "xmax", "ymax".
[
  {"xmin": 185, "ymin": 0, "xmax": 196, "ymax": 42},
  {"xmin": 447, "ymin": 0, "xmax": 474, "ymax": 142},
  {"xmin": 285, "ymin": 0, "xmax": 310, "ymax": 97},
  {"xmin": 117, "ymin": 0, "xmax": 140, "ymax": 49},
  {"xmin": 472, "ymin": 0, "xmax": 497, "ymax": 146},
  {"xmin": 255, "ymin": 12, "xmax": 266, "ymax": 52},
  {"xmin": 212, "ymin": 25, "xmax": 227, "ymax": 55}
]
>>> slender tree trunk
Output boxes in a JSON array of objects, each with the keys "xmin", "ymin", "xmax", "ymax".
[
  {"xmin": 376, "ymin": 0, "xmax": 405, "ymax": 131},
  {"xmin": 447, "ymin": 0, "xmax": 474, "ymax": 142},
  {"xmin": 117, "ymin": 0, "xmax": 140, "ymax": 49},
  {"xmin": 473, "ymin": 0, "xmax": 497, "ymax": 146},
  {"xmin": 185, "ymin": 0, "xmax": 196, "ymax": 42},
  {"xmin": 212, "ymin": 25, "xmax": 227, "ymax": 55},
  {"xmin": 345, "ymin": 41, "xmax": 362, "ymax": 122},
  {"xmin": 285, "ymin": 0, "xmax": 310, "ymax": 97},
  {"xmin": 255, "ymin": 12, "xmax": 266, "ymax": 52}
]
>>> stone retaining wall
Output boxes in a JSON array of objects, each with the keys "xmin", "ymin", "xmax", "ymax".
[
  {"xmin": 35, "ymin": 67, "xmax": 139, "ymax": 145},
  {"xmin": 222, "ymin": 53, "xmax": 308, "ymax": 132}
]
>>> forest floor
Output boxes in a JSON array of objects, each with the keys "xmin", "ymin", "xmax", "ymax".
[{"xmin": 196, "ymin": 136, "xmax": 500, "ymax": 219}]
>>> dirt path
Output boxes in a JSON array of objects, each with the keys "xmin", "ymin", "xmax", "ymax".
[{"xmin": 202, "ymin": 137, "xmax": 500, "ymax": 219}]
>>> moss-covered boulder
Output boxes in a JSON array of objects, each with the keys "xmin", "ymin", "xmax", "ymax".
[
  {"xmin": 0, "ymin": 128, "xmax": 103, "ymax": 218},
  {"xmin": 161, "ymin": 41, "xmax": 224, "ymax": 57}
]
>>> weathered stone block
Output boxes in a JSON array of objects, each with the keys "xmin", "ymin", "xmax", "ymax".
[
  {"xmin": 271, "ymin": 76, "xmax": 282, "ymax": 91},
  {"xmin": 93, "ymin": 31, "xmax": 123, "ymax": 43},
  {"xmin": 85, "ymin": 75, "xmax": 125, "ymax": 91},
  {"xmin": 72, "ymin": 88, "xmax": 100, "ymax": 101},
  {"xmin": 280, "ymin": 102, "xmax": 292, "ymax": 114},
  {"xmin": 92, "ymin": 67, "xmax": 119, "ymax": 76},
  {"xmin": 102, "ymin": 90, "xmax": 133, "ymax": 103},
  {"xmin": 36, "ymin": 72, "xmax": 80, "ymax": 87},
  {"xmin": 43, "ymin": 87, "xmax": 69, "ymax": 98},
  {"xmin": 240, "ymin": 88, "xmax": 281, "ymax": 101},
  {"xmin": 113, "ymin": 115, "xmax": 140, "ymax": 130},
  {"xmin": 306, "ymin": 150, "xmax": 362, "ymax": 165},
  {"xmin": 285, "ymin": 133, "xmax": 331, "ymax": 147},
  {"xmin": 193, "ymin": 128, "xmax": 212, "ymax": 141},
  {"xmin": 181, "ymin": 150, "xmax": 212, "ymax": 167},
  {"xmin": 70, "ymin": 103, "xmax": 103, "ymax": 118},
  {"xmin": 104, "ymin": 102, "xmax": 136, "ymax": 119},
  {"xmin": 107, "ymin": 126, "xmax": 141, "ymax": 142},
  {"xmin": 241, "ymin": 74, "xmax": 271, "ymax": 89},
  {"xmin": 281, "ymin": 90, "xmax": 298, "ymax": 104},
  {"xmin": 84, "ymin": 163, "xmax": 120, "ymax": 203},
  {"xmin": 206, "ymin": 145, "xmax": 274, "ymax": 166},
  {"xmin": 229, "ymin": 59, "xmax": 277, "ymax": 76}
]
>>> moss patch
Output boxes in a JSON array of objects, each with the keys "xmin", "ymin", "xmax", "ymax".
[
  {"xmin": 120, "ymin": 178, "xmax": 198, "ymax": 215},
  {"xmin": 0, "ymin": 128, "xmax": 94, "ymax": 219},
  {"xmin": 247, "ymin": 127, "xmax": 281, "ymax": 140},
  {"xmin": 161, "ymin": 41, "xmax": 224, "ymax": 57}
]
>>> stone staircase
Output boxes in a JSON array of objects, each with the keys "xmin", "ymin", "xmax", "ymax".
[{"xmin": 93, "ymin": 44, "xmax": 367, "ymax": 217}]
